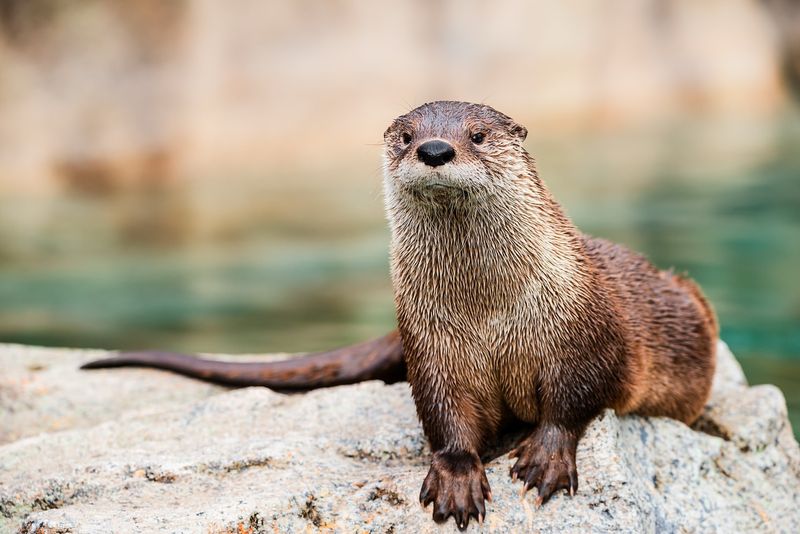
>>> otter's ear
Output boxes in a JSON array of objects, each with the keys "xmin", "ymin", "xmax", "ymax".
[
  {"xmin": 511, "ymin": 123, "xmax": 528, "ymax": 141},
  {"xmin": 383, "ymin": 120, "xmax": 397, "ymax": 141}
]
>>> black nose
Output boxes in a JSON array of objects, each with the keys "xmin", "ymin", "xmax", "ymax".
[{"xmin": 417, "ymin": 140, "xmax": 455, "ymax": 167}]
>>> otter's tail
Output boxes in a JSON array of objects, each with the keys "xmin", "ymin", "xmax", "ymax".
[{"xmin": 81, "ymin": 330, "xmax": 405, "ymax": 390}]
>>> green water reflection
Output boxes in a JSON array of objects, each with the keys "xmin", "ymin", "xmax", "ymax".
[{"xmin": 1, "ymin": 110, "xmax": 798, "ymax": 435}]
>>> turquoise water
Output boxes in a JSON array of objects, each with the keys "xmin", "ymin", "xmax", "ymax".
[{"xmin": 1, "ymin": 110, "xmax": 798, "ymax": 433}]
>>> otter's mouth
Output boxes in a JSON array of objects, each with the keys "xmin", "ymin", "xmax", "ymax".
[
  {"xmin": 408, "ymin": 177, "xmax": 469, "ymax": 203},
  {"xmin": 417, "ymin": 178, "xmax": 465, "ymax": 201},
  {"xmin": 424, "ymin": 181, "xmax": 461, "ymax": 191},
  {"xmin": 413, "ymin": 171, "xmax": 464, "ymax": 191}
]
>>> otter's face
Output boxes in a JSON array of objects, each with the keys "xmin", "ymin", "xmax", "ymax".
[{"xmin": 383, "ymin": 101, "xmax": 528, "ymax": 204}]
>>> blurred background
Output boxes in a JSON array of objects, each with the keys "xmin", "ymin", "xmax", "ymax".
[{"xmin": 0, "ymin": 1, "xmax": 798, "ymax": 432}]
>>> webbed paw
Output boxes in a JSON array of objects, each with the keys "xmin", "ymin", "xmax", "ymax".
[
  {"xmin": 509, "ymin": 424, "xmax": 578, "ymax": 506},
  {"xmin": 420, "ymin": 450, "xmax": 491, "ymax": 530}
]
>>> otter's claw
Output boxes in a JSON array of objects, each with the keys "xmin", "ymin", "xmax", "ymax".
[
  {"xmin": 420, "ymin": 450, "xmax": 491, "ymax": 531},
  {"xmin": 509, "ymin": 424, "xmax": 579, "ymax": 506}
]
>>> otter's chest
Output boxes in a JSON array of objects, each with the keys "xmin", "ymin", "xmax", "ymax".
[{"xmin": 398, "ymin": 287, "xmax": 547, "ymax": 423}]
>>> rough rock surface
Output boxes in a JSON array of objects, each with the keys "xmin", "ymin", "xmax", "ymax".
[{"xmin": 0, "ymin": 341, "xmax": 798, "ymax": 533}]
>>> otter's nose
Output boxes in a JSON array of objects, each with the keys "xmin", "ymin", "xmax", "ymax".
[{"xmin": 417, "ymin": 140, "xmax": 455, "ymax": 167}]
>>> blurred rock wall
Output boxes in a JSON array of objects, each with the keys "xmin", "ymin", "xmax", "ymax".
[{"xmin": 0, "ymin": 0, "xmax": 788, "ymax": 193}]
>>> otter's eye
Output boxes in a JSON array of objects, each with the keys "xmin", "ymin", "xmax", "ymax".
[
  {"xmin": 401, "ymin": 132, "xmax": 412, "ymax": 145},
  {"xmin": 471, "ymin": 132, "xmax": 485, "ymax": 144}
]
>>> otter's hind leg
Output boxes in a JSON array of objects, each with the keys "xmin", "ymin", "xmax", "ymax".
[{"xmin": 630, "ymin": 275, "xmax": 718, "ymax": 425}]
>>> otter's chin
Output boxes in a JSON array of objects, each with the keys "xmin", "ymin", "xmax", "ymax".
[{"xmin": 407, "ymin": 178, "xmax": 469, "ymax": 204}]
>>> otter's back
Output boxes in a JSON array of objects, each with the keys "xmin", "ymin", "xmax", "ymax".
[{"xmin": 582, "ymin": 236, "xmax": 717, "ymax": 423}]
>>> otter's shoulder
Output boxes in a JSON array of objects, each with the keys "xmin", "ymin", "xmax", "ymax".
[
  {"xmin": 579, "ymin": 234, "xmax": 710, "ymax": 328},
  {"xmin": 580, "ymin": 234, "xmax": 658, "ymax": 279}
]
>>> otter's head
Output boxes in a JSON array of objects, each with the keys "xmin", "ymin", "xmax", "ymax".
[{"xmin": 383, "ymin": 101, "xmax": 530, "ymax": 206}]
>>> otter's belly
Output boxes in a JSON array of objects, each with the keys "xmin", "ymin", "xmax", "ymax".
[
  {"xmin": 496, "ymin": 352, "xmax": 540, "ymax": 423},
  {"xmin": 488, "ymin": 321, "xmax": 542, "ymax": 424}
]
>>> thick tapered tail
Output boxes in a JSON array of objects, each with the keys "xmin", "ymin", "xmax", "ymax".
[{"xmin": 81, "ymin": 330, "xmax": 406, "ymax": 390}]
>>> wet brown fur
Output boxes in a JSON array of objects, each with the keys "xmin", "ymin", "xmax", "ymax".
[
  {"xmin": 81, "ymin": 101, "xmax": 718, "ymax": 530},
  {"xmin": 382, "ymin": 101, "xmax": 717, "ymax": 529}
]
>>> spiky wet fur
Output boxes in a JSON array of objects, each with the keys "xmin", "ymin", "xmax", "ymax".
[{"xmin": 383, "ymin": 101, "xmax": 717, "ymax": 529}]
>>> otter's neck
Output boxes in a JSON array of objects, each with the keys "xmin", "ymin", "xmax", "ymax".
[{"xmin": 385, "ymin": 166, "xmax": 588, "ymax": 307}]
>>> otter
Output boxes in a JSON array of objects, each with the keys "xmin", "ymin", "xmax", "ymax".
[{"xmin": 82, "ymin": 101, "xmax": 718, "ymax": 531}]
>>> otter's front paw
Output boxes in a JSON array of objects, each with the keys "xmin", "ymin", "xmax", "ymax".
[
  {"xmin": 509, "ymin": 424, "xmax": 578, "ymax": 506},
  {"xmin": 420, "ymin": 450, "xmax": 491, "ymax": 531}
]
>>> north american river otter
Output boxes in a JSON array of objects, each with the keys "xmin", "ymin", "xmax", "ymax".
[{"xmin": 83, "ymin": 101, "xmax": 718, "ymax": 530}]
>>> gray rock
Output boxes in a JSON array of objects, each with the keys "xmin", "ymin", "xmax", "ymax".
[{"xmin": 0, "ymin": 340, "xmax": 798, "ymax": 533}]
